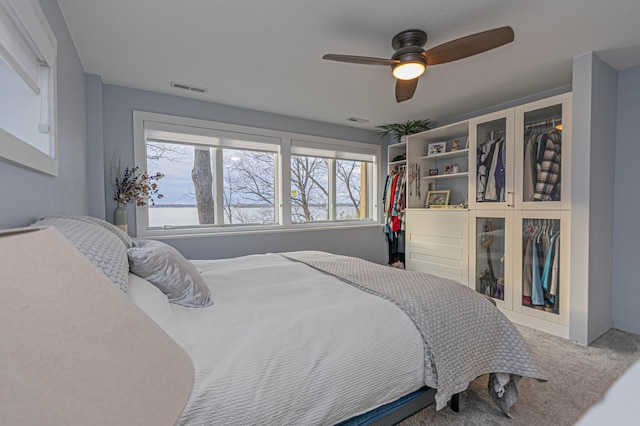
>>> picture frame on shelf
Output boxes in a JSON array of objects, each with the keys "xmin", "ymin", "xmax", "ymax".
[
  {"xmin": 426, "ymin": 190, "xmax": 450, "ymax": 207},
  {"xmin": 429, "ymin": 168, "xmax": 438, "ymax": 176},
  {"xmin": 427, "ymin": 141, "xmax": 446, "ymax": 156},
  {"xmin": 443, "ymin": 163, "xmax": 455, "ymax": 174}
]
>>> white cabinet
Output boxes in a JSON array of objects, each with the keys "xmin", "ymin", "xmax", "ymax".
[
  {"xmin": 509, "ymin": 210, "xmax": 571, "ymax": 336},
  {"xmin": 396, "ymin": 92, "xmax": 577, "ymax": 340},
  {"xmin": 468, "ymin": 110, "xmax": 515, "ymax": 210},
  {"xmin": 514, "ymin": 94, "xmax": 572, "ymax": 210},
  {"xmin": 469, "ymin": 210, "xmax": 514, "ymax": 310},
  {"xmin": 466, "ymin": 93, "xmax": 573, "ymax": 338},
  {"xmin": 405, "ymin": 209, "xmax": 469, "ymax": 284},
  {"xmin": 469, "ymin": 93, "xmax": 572, "ymax": 211}
]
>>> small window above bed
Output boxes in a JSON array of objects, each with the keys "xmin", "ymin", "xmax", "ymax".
[
  {"xmin": 0, "ymin": 0, "xmax": 58, "ymax": 176},
  {"xmin": 133, "ymin": 111, "xmax": 380, "ymax": 237}
]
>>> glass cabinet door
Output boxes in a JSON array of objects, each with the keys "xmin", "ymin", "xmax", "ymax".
[
  {"xmin": 515, "ymin": 93, "xmax": 572, "ymax": 210},
  {"xmin": 468, "ymin": 110, "xmax": 514, "ymax": 210},
  {"xmin": 520, "ymin": 217, "xmax": 561, "ymax": 315},
  {"xmin": 471, "ymin": 212, "xmax": 512, "ymax": 309}
]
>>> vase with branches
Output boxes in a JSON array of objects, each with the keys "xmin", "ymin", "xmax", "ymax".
[{"xmin": 110, "ymin": 159, "xmax": 164, "ymax": 233}]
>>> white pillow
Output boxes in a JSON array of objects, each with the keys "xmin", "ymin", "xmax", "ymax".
[
  {"xmin": 128, "ymin": 273, "xmax": 175, "ymax": 332},
  {"xmin": 127, "ymin": 240, "xmax": 213, "ymax": 308}
]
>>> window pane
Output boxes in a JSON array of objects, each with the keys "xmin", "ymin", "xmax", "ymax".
[
  {"xmin": 0, "ymin": 57, "xmax": 50, "ymax": 154},
  {"xmin": 222, "ymin": 148, "xmax": 276, "ymax": 225},
  {"xmin": 291, "ymin": 155, "xmax": 329, "ymax": 223},
  {"xmin": 336, "ymin": 159, "xmax": 369, "ymax": 220},
  {"xmin": 146, "ymin": 141, "xmax": 213, "ymax": 227}
]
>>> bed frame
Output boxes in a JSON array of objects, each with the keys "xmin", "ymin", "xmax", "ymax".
[{"xmin": 337, "ymin": 387, "xmax": 460, "ymax": 426}]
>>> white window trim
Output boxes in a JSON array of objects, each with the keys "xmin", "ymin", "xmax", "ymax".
[
  {"xmin": 133, "ymin": 111, "xmax": 380, "ymax": 237},
  {"xmin": 0, "ymin": 0, "xmax": 58, "ymax": 176}
]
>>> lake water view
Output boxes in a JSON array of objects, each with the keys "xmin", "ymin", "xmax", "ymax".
[{"xmin": 149, "ymin": 205, "xmax": 360, "ymax": 227}]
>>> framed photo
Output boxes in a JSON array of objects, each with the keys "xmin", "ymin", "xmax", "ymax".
[
  {"xmin": 426, "ymin": 190, "xmax": 450, "ymax": 207},
  {"xmin": 429, "ymin": 168, "xmax": 438, "ymax": 176},
  {"xmin": 443, "ymin": 163, "xmax": 455, "ymax": 174},
  {"xmin": 427, "ymin": 141, "xmax": 446, "ymax": 156}
]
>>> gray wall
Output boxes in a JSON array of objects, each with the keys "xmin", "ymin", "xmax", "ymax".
[
  {"xmin": 613, "ymin": 64, "xmax": 640, "ymax": 334},
  {"xmin": 85, "ymin": 73, "xmax": 106, "ymax": 219},
  {"xmin": 0, "ymin": 0, "xmax": 88, "ymax": 229},
  {"xmin": 570, "ymin": 52, "xmax": 617, "ymax": 344},
  {"xmin": 96, "ymin": 84, "xmax": 388, "ymax": 263}
]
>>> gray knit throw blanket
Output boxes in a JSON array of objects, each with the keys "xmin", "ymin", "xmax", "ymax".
[{"xmin": 280, "ymin": 251, "xmax": 546, "ymax": 413}]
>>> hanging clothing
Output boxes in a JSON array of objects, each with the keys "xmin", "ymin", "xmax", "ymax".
[
  {"xmin": 384, "ymin": 170, "xmax": 407, "ymax": 262},
  {"xmin": 549, "ymin": 235, "xmax": 561, "ymax": 306},
  {"xmin": 523, "ymin": 132, "xmax": 539, "ymax": 201},
  {"xmin": 522, "ymin": 228, "xmax": 533, "ymax": 298},
  {"xmin": 530, "ymin": 236, "xmax": 545, "ymax": 306},
  {"xmin": 540, "ymin": 231, "xmax": 560, "ymax": 291},
  {"xmin": 533, "ymin": 131, "xmax": 562, "ymax": 201},
  {"xmin": 476, "ymin": 137, "xmax": 504, "ymax": 202}
]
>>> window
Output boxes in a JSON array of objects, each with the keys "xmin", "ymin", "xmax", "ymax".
[
  {"xmin": 134, "ymin": 112, "xmax": 379, "ymax": 236},
  {"xmin": 290, "ymin": 139, "xmax": 375, "ymax": 224},
  {"xmin": 0, "ymin": 0, "xmax": 57, "ymax": 175},
  {"xmin": 144, "ymin": 142, "xmax": 277, "ymax": 228},
  {"xmin": 291, "ymin": 155, "xmax": 329, "ymax": 223}
]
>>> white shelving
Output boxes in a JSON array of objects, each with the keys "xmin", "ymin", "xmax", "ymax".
[{"xmin": 392, "ymin": 92, "xmax": 579, "ymax": 341}]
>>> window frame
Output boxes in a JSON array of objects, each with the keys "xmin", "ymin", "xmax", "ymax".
[
  {"xmin": 0, "ymin": 0, "xmax": 58, "ymax": 176},
  {"xmin": 133, "ymin": 111, "xmax": 380, "ymax": 237}
]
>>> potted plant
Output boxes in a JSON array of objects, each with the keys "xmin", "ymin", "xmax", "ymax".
[{"xmin": 376, "ymin": 119, "xmax": 431, "ymax": 143}]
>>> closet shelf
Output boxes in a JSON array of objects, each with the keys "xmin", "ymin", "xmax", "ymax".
[
  {"xmin": 419, "ymin": 148, "xmax": 469, "ymax": 161},
  {"xmin": 421, "ymin": 172, "xmax": 469, "ymax": 180},
  {"xmin": 389, "ymin": 159, "xmax": 407, "ymax": 167}
]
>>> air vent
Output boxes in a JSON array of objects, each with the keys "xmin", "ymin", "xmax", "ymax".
[
  {"xmin": 170, "ymin": 81, "xmax": 209, "ymax": 94},
  {"xmin": 346, "ymin": 117, "xmax": 370, "ymax": 124}
]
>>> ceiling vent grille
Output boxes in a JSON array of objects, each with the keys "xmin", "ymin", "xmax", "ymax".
[
  {"xmin": 170, "ymin": 81, "xmax": 208, "ymax": 94},
  {"xmin": 346, "ymin": 117, "xmax": 370, "ymax": 124}
]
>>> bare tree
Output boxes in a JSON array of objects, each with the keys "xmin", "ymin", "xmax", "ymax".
[
  {"xmin": 336, "ymin": 160, "xmax": 361, "ymax": 218},
  {"xmin": 147, "ymin": 142, "xmax": 189, "ymax": 161},
  {"xmin": 291, "ymin": 156, "xmax": 329, "ymax": 222},
  {"xmin": 192, "ymin": 147, "xmax": 214, "ymax": 223}
]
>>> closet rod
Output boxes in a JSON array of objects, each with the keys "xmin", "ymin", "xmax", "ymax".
[{"xmin": 525, "ymin": 117, "xmax": 562, "ymax": 128}]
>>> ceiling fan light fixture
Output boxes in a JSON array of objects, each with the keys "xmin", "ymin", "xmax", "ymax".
[{"xmin": 392, "ymin": 62, "xmax": 425, "ymax": 80}]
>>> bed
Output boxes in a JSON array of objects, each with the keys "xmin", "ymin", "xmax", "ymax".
[{"xmin": 31, "ymin": 216, "xmax": 545, "ymax": 425}]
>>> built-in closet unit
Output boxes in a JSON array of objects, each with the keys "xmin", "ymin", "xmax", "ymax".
[
  {"xmin": 468, "ymin": 94, "xmax": 572, "ymax": 337},
  {"xmin": 397, "ymin": 93, "xmax": 579, "ymax": 339},
  {"xmin": 388, "ymin": 52, "xmax": 617, "ymax": 345}
]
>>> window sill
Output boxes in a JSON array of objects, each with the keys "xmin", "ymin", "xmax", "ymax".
[
  {"xmin": 137, "ymin": 221, "xmax": 383, "ymax": 239},
  {"xmin": 0, "ymin": 129, "xmax": 58, "ymax": 176}
]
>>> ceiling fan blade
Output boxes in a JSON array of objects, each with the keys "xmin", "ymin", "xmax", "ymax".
[
  {"xmin": 423, "ymin": 26, "xmax": 514, "ymax": 66},
  {"xmin": 396, "ymin": 78, "xmax": 418, "ymax": 103},
  {"xmin": 322, "ymin": 54, "xmax": 398, "ymax": 66}
]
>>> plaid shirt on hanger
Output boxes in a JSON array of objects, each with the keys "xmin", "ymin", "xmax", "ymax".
[{"xmin": 533, "ymin": 131, "xmax": 561, "ymax": 201}]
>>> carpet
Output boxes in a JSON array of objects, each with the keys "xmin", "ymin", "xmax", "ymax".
[{"xmin": 399, "ymin": 325, "xmax": 640, "ymax": 425}]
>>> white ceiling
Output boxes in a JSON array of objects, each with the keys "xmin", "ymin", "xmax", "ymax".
[{"xmin": 57, "ymin": 0, "xmax": 640, "ymax": 130}]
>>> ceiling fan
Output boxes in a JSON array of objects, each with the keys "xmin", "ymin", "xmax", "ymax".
[{"xmin": 323, "ymin": 26, "xmax": 514, "ymax": 103}]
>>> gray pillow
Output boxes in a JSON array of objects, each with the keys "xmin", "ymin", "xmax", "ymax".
[
  {"xmin": 41, "ymin": 215, "xmax": 134, "ymax": 248},
  {"xmin": 31, "ymin": 217, "xmax": 129, "ymax": 294},
  {"xmin": 127, "ymin": 240, "xmax": 213, "ymax": 308}
]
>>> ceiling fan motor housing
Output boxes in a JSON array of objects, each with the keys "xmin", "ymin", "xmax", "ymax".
[
  {"xmin": 391, "ymin": 29, "xmax": 428, "ymax": 50},
  {"xmin": 391, "ymin": 29, "xmax": 428, "ymax": 70}
]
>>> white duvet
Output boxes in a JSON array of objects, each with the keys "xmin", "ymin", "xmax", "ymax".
[{"xmin": 128, "ymin": 253, "xmax": 425, "ymax": 426}]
